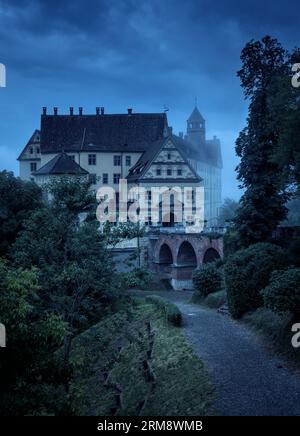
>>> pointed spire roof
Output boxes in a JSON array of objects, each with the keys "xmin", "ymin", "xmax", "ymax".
[
  {"xmin": 33, "ymin": 152, "xmax": 89, "ymax": 176},
  {"xmin": 187, "ymin": 106, "xmax": 205, "ymax": 123}
]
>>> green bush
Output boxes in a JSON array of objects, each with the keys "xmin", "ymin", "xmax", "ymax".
[
  {"xmin": 262, "ymin": 268, "xmax": 300, "ymax": 316},
  {"xmin": 223, "ymin": 229, "xmax": 242, "ymax": 257},
  {"xmin": 204, "ymin": 290, "xmax": 227, "ymax": 309},
  {"xmin": 122, "ymin": 267, "xmax": 152, "ymax": 289},
  {"xmin": 287, "ymin": 235, "xmax": 300, "ymax": 267},
  {"xmin": 224, "ymin": 243, "xmax": 286, "ymax": 319},
  {"xmin": 192, "ymin": 263, "xmax": 223, "ymax": 300},
  {"xmin": 146, "ymin": 295, "xmax": 182, "ymax": 326},
  {"xmin": 243, "ymin": 308, "xmax": 300, "ymax": 365}
]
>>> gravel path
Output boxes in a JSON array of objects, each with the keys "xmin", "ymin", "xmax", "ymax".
[{"xmin": 139, "ymin": 290, "xmax": 300, "ymax": 416}]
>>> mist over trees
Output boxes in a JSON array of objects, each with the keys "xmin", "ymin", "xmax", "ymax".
[{"xmin": 217, "ymin": 198, "xmax": 239, "ymax": 226}]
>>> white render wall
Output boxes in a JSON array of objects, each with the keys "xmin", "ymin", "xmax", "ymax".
[
  {"xmin": 19, "ymin": 160, "xmax": 41, "ymax": 181},
  {"xmin": 190, "ymin": 161, "xmax": 222, "ymax": 226}
]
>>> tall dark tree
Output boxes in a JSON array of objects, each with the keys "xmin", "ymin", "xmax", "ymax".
[
  {"xmin": 0, "ymin": 261, "xmax": 68, "ymax": 415},
  {"xmin": 12, "ymin": 177, "xmax": 114, "ymax": 362},
  {"xmin": 0, "ymin": 171, "xmax": 42, "ymax": 257},
  {"xmin": 234, "ymin": 36, "xmax": 290, "ymax": 247},
  {"xmin": 269, "ymin": 49, "xmax": 300, "ymax": 194}
]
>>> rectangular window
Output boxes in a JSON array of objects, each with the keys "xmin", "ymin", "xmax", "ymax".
[
  {"xmin": 88, "ymin": 154, "xmax": 96, "ymax": 165},
  {"xmin": 167, "ymin": 153, "xmax": 171, "ymax": 160},
  {"xmin": 36, "ymin": 147, "xmax": 40, "ymax": 154},
  {"xmin": 177, "ymin": 168, "xmax": 182, "ymax": 176},
  {"xmin": 113, "ymin": 173, "xmax": 121, "ymax": 184},
  {"xmin": 125, "ymin": 155, "xmax": 131, "ymax": 166},
  {"xmin": 156, "ymin": 168, "xmax": 161, "ymax": 176},
  {"xmin": 30, "ymin": 162, "xmax": 37, "ymax": 172},
  {"xmin": 30, "ymin": 147, "xmax": 33, "ymax": 154},
  {"xmin": 102, "ymin": 173, "xmax": 108, "ymax": 184},
  {"xmin": 167, "ymin": 168, "xmax": 172, "ymax": 176},
  {"xmin": 114, "ymin": 155, "xmax": 121, "ymax": 166}
]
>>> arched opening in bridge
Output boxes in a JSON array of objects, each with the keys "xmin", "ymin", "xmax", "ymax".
[
  {"xmin": 203, "ymin": 248, "xmax": 221, "ymax": 263},
  {"xmin": 159, "ymin": 243, "xmax": 173, "ymax": 264},
  {"xmin": 177, "ymin": 241, "xmax": 197, "ymax": 266}
]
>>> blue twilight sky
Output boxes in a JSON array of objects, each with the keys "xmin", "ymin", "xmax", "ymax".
[{"xmin": 0, "ymin": 0, "xmax": 298, "ymax": 200}]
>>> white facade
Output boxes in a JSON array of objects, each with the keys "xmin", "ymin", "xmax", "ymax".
[{"xmin": 190, "ymin": 161, "xmax": 222, "ymax": 227}]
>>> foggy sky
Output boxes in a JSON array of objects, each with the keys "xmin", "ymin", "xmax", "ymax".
[{"xmin": 0, "ymin": 0, "xmax": 298, "ymax": 199}]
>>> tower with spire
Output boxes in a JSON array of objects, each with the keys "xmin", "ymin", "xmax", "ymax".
[
  {"xmin": 186, "ymin": 105, "xmax": 206, "ymax": 148},
  {"xmin": 180, "ymin": 104, "xmax": 223, "ymax": 226}
]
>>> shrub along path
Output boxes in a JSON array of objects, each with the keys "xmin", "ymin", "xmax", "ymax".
[{"xmin": 138, "ymin": 290, "xmax": 300, "ymax": 416}]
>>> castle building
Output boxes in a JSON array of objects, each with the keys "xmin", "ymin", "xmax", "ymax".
[
  {"xmin": 183, "ymin": 106, "xmax": 222, "ymax": 226},
  {"xmin": 18, "ymin": 106, "xmax": 222, "ymax": 227}
]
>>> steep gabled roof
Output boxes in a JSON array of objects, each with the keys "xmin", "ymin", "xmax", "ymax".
[
  {"xmin": 126, "ymin": 136, "xmax": 202, "ymax": 183},
  {"xmin": 33, "ymin": 152, "xmax": 89, "ymax": 176},
  {"xmin": 17, "ymin": 129, "xmax": 40, "ymax": 160},
  {"xmin": 40, "ymin": 113, "xmax": 168, "ymax": 153}
]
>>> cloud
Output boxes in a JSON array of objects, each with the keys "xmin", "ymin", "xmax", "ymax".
[{"xmin": 0, "ymin": 0, "xmax": 298, "ymax": 198}]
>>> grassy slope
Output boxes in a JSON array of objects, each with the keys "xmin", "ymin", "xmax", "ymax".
[
  {"xmin": 243, "ymin": 307, "xmax": 300, "ymax": 367},
  {"xmin": 68, "ymin": 299, "xmax": 214, "ymax": 416}
]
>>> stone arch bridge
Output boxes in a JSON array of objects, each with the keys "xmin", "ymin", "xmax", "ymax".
[{"xmin": 147, "ymin": 231, "xmax": 223, "ymax": 290}]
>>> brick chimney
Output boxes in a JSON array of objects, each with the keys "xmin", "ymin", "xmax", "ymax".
[
  {"xmin": 101, "ymin": 107, "xmax": 105, "ymax": 115},
  {"xmin": 54, "ymin": 107, "xmax": 58, "ymax": 115},
  {"xmin": 79, "ymin": 107, "xmax": 83, "ymax": 116},
  {"xmin": 96, "ymin": 107, "xmax": 100, "ymax": 115},
  {"xmin": 70, "ymin": 107, "xmax": 74, "ymax": 115},
  {"xmin": 42, "ymin": 107, "xmax": 47, "ymax": 115}
]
